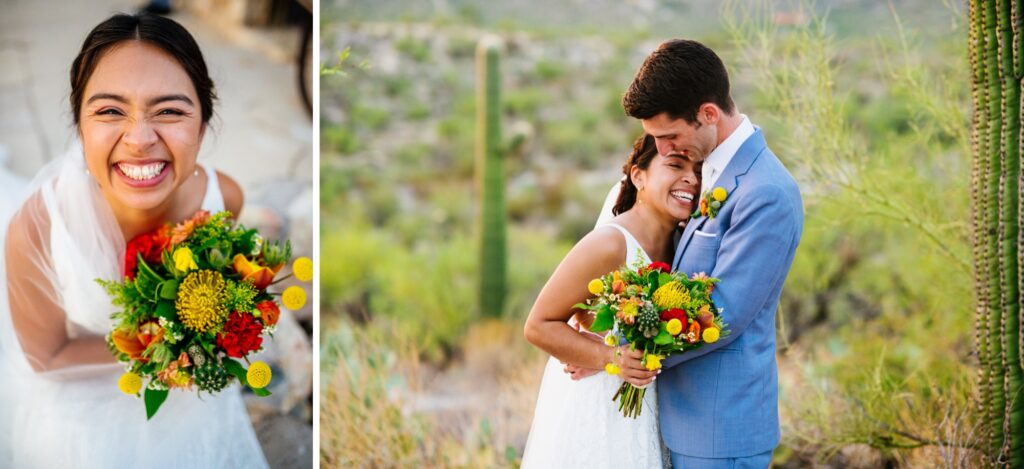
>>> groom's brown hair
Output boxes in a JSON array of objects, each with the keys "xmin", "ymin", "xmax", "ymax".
[{"xmin": 622, "ymin": 39, "xmax": 734, "ymax": 124}]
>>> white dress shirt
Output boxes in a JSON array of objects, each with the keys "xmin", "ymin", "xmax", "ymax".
[{"xmin": 701, "ymin": 114, "xmax": 754, "ymax": 194}]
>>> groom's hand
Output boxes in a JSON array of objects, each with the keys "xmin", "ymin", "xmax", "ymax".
[
  {"xmin": 563, "ymin": 363, "xmax": 600, "ymax": 380},
  {"xmin": 615, "ymin": 346, "xmax": 658, "ymax": 387}
]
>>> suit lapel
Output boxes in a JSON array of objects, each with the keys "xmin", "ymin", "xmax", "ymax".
[{"xmin": 672, "ymin": 128, "xmax": 768, "ymax": 271}]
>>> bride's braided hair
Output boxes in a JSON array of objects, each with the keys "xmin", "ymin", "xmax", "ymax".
[{"xmin": 612, "ymin": 133, "xmax": 658, "ymax": 216}]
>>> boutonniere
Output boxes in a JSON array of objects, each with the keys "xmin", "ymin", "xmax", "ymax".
[{"xmin": 692, "ymin": 186, "xmax": 728, "ymax": 219}]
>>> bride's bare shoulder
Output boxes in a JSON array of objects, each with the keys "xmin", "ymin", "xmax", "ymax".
[{"xmin": 568, "ymin": 225, "xmax": 627, "ymax": 265}]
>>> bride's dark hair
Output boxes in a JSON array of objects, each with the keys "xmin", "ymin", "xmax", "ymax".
[
  {"xmin": 69, "ymin": 13, "xmax": 217, "ymax": 126},
  {"xmin": 612, "ymin": 133, "xmax": 659, "ymax": 216}
]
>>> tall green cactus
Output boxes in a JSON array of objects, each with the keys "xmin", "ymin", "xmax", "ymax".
[
  {"xmin": 476, "ymin": 36, "xmax": 507, "ymax": 318},
  {"xmin": 972, "ymin": 0, "xmax": 1024, "ymax": 466}
]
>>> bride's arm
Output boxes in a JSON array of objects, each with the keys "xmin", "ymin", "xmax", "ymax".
[
  {"xmin": 523, "ymin": 228, "xmax": 657, "ymax": 386},
  {"xmin": 4, "ymin": 198, "xmax": 115, "ymax": 373}
]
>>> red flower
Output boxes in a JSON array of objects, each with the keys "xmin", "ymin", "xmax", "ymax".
[
  {"xmin": 256, "ymin": 300, "xmax": 280, "ymax": 327},
  {"xmin": 646, "ymin": 262, "xmax": 671, "ymax": 273},
  {"xmin": 216, "ymin": 312, "xmax": 264, "ymax": 358},
  {"xmin": 124, "ymin": 226, "xmax": 171, "ymax": 279},
  {"xmin": 659, "ymin": 308, "xmax": 688, "ymax": 331}
]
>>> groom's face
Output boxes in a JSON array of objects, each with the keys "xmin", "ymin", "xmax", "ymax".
[{"xmin": 641, "ymin": 112, "xmax": 716, "ymax": 163}]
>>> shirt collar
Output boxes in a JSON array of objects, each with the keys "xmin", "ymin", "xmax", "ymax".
[{"xmin": 702, "ymin": 114, "xmax": 754, "ymax": 188}]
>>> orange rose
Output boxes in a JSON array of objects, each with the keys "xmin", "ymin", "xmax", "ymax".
[{"xmin": 256, "ymin": 300, "xmax": 281, "ymax": 327}]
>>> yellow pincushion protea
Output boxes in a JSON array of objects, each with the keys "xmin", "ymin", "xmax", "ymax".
[
  {"xmin": 292, "ymin": 256, "xmax": 313, "ymax": 282},
  {"xmin": 247, "ymin": 361, "xmax": 272, "ymax": 388},
  {"xmin": 653, "ymin": 281, "xmax": 690, "ymax": 310},
  {"xmin": 119, "ymin": 372, "xmax": 143, "ymax": 395},
  {"xmin": 587, "ymin": 279, "xmax": 604, "ymax": 295},
  {"xmin": 176, "ymin": 270, "xmax": 229, "ymax": 333},
  {"xmin": 281, "ymin": 286, "xmax": 307, "ymax": 310}
]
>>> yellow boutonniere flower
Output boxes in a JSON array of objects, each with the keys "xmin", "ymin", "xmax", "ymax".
[
  {"xmin": 712, "ymin": 187, "xmax": 728, "ymax": 202},
  {"xmin": 173, "ymin": 247, "xmax": 198, "ymax": 272},
  {"xmin": 692, "ymin": 187, "xmax": 729, "ymax": 220}
]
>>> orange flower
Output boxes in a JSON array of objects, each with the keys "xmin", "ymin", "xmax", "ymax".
[
  {"xmin": 157, "ymin": 352, "xmax": 194, "ymax": 389},
  {"xmin": 233, "ymin": 254, "xmax": 279, "ymax": 289},
  {"xmin": 256, "ymin": 300, "xmax": 281, "ymax": 327},
  {"xmin": 111, "ymin": 321, "xmax": 164, "ymax": 362},
  {"xmin": 171, "ymin": 210, "xmax": 210, "ymax": 245}
]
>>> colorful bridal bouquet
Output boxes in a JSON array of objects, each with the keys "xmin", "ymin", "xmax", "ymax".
[
  {"xmin": 99, "ymin": 210, "xmax": 313, "ymax": 419},
  {"xmin": 575, "ymin": 257, "xmax": 728, "ymax": 418}
]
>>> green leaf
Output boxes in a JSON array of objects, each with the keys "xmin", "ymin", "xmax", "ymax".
[
  {"xmin": 223, "ymin": 357, "xmax": 247, "ymax": 384},
  {"xmin": 144, "ymin": 388, "xmax": 169, "ymax": 420},
  {"xmin": 658, "ymin": 272, "xmax": 673, "ymax": 286},
  {"xmin": 155, "ymin": 301, "xmax": 176, "ymax": 321},
  {"xmin": 590, "ymin": 304, "xmax": 614, "ymax": 332},
  {"xmin": 252, "ymin": 387, "xmax": 272, "ymax": 397},
  {"xmin": 158, "ymin": 279, "xmax": 179, "ymax": 300},
  {"xmin": 653, "ymin": 330, "xmax": 673, "ymax": 345}
]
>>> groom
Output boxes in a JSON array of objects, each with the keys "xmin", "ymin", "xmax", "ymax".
[{"xmin": 575, "ymin": 39, "xmax": 803, "ymax": 468}]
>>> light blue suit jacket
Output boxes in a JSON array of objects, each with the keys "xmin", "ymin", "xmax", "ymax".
[{"xmin": 659, "ymin": 128, "xmax": 803, "ymax": 458}]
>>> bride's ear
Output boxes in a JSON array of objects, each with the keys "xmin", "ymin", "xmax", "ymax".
[{"xmin": 629, "ymin": 164, "xmax": 645, "ymax": 190}]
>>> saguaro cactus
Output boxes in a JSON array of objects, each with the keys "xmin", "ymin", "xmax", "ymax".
[
  {"xmin": 971, "ymin": 0, "xmax": 1024, "ymax": 466},
  {"xmin": 476, "ymin": 35, "xmax": 507, "ymax": 318}
]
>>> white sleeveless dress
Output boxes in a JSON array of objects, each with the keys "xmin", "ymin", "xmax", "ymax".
[
  {"xmin": 0, "ymin": 163, "xmax": 269, "ymax": 468},
  {"xmin": 521, "ymin": 223, "xmax": 667, "ymax": 468}
]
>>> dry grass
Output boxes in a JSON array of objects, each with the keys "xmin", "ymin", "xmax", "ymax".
[{"xmin": 319, "ymin": 319, "xmax": 547, "ymax": 468}]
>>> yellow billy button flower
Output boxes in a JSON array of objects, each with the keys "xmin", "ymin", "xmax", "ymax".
[
  {"xmin": 292, "ymin": 256, "xmax": 313, "ymax": 282},
  {"xmin": 281, "ymin": 286, "xmax": 307, "ymax": 310},
  {"xmin": 604, "ymin": 363, "xmax": 621, "ymax": 375},
  {"xmin": 587, "ymin": 279, "xmax": 604, "ymax": 295},
  {"xmin": 712, "ymin": 187, "xmax": 728, "ymax": 202},
  {"xmin": 247, "ymin": 361, "xmax": 272, "ymax": 389},
  {"xmin": 173, "ymin": 247, "xmax": 198, "ymax": 272},
  {"xmin": 118, "ymin": 372, "xmax": 143, "ymax": 395},
  {"xmin": 666, "ymin": 318, "xmax": 683, "ymax": 336},
  {"xmin": 644, "ymin": 354, "xmax": 664, "ymax": 371},
  {"xmin": 703, "ymin": 327, "xmax": 720, "ymax": 343}
]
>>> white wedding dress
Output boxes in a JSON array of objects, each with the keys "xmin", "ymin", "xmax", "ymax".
[
  {"xmin": 521, "ymin": 223, "xmax": 667, "ymax": 468},
  {"xmin": 0, "ymin": 153, "xmax": 268, "ymax": 468}
]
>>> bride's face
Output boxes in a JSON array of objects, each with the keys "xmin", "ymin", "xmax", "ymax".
[
  {"xmin": 633, "ymin": 153, "xmax": 702, "ymax": 221},
  {"xmin": 78, "ymin": 40, "xmax": 204, "ymax": 211}
]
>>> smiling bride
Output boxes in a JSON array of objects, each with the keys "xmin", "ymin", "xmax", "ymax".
[{"xmin": 0, "ymin": 13, "xmax": 267, "ymax": 468}]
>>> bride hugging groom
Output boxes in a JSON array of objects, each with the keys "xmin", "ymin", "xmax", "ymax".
[{"xmin": 523, "ymin": 39, "xmax": 803, "ymax": 469}]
